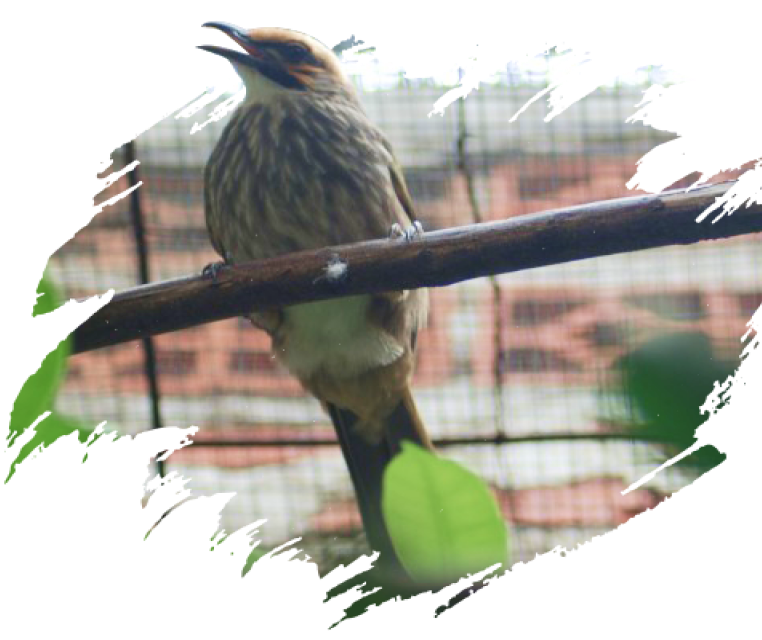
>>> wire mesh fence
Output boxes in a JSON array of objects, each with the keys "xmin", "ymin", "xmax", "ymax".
[{"xmin": 48, "ymin": 62, "xmax": 759, "ymax": 572}]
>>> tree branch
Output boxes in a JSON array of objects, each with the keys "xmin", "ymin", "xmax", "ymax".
[{"xmin": 72, "ymin": 182, "xmax": 760, "ymax": 354}]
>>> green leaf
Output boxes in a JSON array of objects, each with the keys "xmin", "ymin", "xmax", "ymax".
[
  {"xmin": 6, "ymin": 409, "xmax": 97, "ymax": 482},
  {"xmin": 7, "ymin": 276, "xmax": 70, "ymax": 443},
  {"xmin": 616, "ymin": 331, "xmax": 733, "ymax": 472},
  {"xmin": 382, "ymin": 441, "xmax": 509, "ymax": 585}
]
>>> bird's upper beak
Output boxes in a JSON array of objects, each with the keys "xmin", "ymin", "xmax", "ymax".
[
  {"xmin": 199, "ymin": 22, "xmax": 268, "ymax": 70},
  {"xmin": 199, "ymin": 21, "xmax": 301, "ymax": 89}
]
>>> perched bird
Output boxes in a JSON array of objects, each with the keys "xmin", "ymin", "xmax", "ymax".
[{"xmin": 199, "ymin": 23, "xmax": 433, "ymax": 568}]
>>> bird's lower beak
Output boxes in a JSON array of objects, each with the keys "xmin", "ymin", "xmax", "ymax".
[{"xmin": 199, "ymin": 21, "xmax": 269, "ymax": 72}]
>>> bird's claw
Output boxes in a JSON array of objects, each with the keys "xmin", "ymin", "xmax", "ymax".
[
  {"xmin": 389, "ymin": 221, "xmax": 424, "ymax": 242},
  {"xmin": 203, "ymin": 252, "xmax": 233, "ymax": 283},
  {"xmin": 202, "ymin": 261, "xmax": 227, "ymax": 283}
]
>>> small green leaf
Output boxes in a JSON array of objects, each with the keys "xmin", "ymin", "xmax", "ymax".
[{"xmin": 382, "ymin": 441, "xmax": 509, "ymax": 585}]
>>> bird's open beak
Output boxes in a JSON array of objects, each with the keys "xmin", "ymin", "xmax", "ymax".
[
  {"xmin": 199, "ymin": 21, "xmax": 302, "ymax": 89},
  {"xmin": 199, "ymin": 22, "xmax": 268, "ymax": 70}
]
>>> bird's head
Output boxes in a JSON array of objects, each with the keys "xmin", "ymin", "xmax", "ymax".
[{"xmin": 199, "ymin": 23, "xmax": 354, "ymax": 103}]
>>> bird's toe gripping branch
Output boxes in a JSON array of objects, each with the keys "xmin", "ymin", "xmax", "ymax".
[
  {"xmin": 201, "ymin": 261, "xmax": 226, "ymax": 282},
  {"xmin": 202, "ymin": 252, "xmax": 233, "ymax": 283},
  {"xmin": 389, "ymin": 221, "xmax": 424, "ymax": 242}
]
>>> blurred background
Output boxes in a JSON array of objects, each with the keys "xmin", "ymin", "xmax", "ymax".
[{"xmin": 48, "ymin": 54, "xmax": 755, "ymax": 572}]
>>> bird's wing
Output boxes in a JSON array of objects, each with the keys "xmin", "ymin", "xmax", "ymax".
[
  {"xmin": 203, "ymin": 161, "xmax": 229, "ymax": 260},
  {"xmin": 376, "ymin": 133, "xmax": 419, "ymax": 226},
  {"xmin": 389, "ymin": 155, "xmax": 418, "ymax": 225}
]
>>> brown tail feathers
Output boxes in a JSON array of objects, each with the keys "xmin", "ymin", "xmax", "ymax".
[{"xmin": 326, "ymin": 384, "xmax": 433, "ymax": 579}]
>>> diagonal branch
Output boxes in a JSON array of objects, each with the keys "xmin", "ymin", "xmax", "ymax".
[{"xmin": 72, "ymin": 181, "xmax": 761, "ymax": 355}]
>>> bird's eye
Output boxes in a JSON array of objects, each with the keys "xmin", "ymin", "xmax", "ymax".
[{"xmin": 282, "ymin": 43, "xmax": 309, "ymax": 63}]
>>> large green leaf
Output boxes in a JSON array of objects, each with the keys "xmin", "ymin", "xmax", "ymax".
[{"xmin": 329, "ymin": 444, "xmax": 512, "ymax": 623}]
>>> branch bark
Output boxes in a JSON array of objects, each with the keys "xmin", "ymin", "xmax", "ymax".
[{"xmin": 72, "ymin": 182, "xmax": 760, "ymax": 354}]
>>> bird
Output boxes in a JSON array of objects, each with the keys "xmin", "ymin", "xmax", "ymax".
[{"xmin": 199, "ymin": 23, "xmax": 433, "ymax": 570}]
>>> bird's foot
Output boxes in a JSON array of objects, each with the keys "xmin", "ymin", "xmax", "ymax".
[
  {"xmin": 202, "ymin": 260, "xmax": 228, "ymax": 283},
  {"xmin": 389, "ymin": 221, "xmax": 424, "ymax": 242},
  {"xmin": 202, "ymin": 253, "xmax": 233, "ymax": 283}
]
